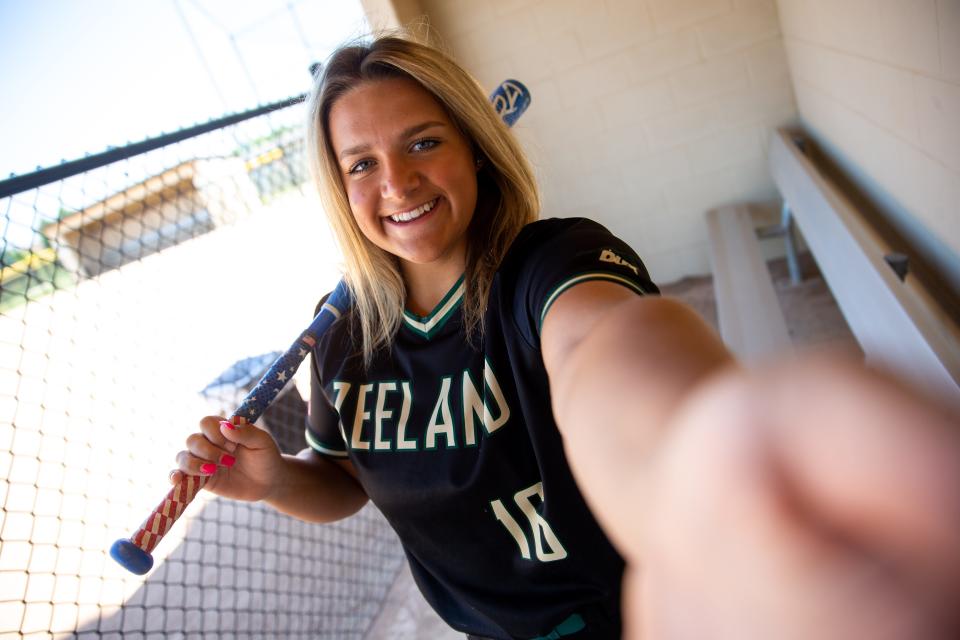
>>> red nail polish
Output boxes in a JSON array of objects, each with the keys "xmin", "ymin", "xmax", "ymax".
[
  {"xmin": 220, "ymin": 420, "xmax": 236, "ymax": 430},
  {"xmin": 220, "ymin": 454, "xmax": 236, "ymax": 468},
  {"xmin": 200, "ymin": 463, "xmax": 217, "ymax": 475}
]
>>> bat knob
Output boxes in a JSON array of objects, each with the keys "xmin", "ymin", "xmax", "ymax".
[{"xmin": 110, "ymin": 538, "xmax": 154, "ymax": 575}]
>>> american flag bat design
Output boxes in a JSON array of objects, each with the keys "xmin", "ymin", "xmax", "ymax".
[{"xmin": 110, "ymin": 79, "xmax": 531, "ymax": 575}]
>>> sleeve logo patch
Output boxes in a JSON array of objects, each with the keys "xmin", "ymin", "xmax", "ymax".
[{"xmin": 599, "ymin": 249, "xmax": 639, "ymax": 276}]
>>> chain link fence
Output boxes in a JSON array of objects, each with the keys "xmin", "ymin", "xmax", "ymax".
[{"xmin": 1, "ymin": 95, "xmax": 406, "ymax": 638}]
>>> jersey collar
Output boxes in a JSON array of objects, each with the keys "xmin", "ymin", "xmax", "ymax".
[{"xmin": 402, "ymin": 275, "xmax": 465, "ymax": 339}]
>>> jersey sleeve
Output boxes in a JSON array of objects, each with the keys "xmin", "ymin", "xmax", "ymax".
[
  {"xmin": 304, "ymin": 294, "xmax": 350, "ymax": 459},
  {"xmin": 510, "ymin": 218, "xmax": 658, "ymax": 346}
]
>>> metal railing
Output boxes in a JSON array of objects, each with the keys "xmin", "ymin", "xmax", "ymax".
[{"xmin": 0, "ymin": 94, "xmax": 405, "ymax": 638}]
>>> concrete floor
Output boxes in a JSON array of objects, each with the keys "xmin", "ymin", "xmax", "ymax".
[
  {"xmin": 661, "ymin": 252, "xmax": 861, "ymax": 353},
  {"xmin": 364, "ymin": 562, "xmax": 462, "ymax": 640}
]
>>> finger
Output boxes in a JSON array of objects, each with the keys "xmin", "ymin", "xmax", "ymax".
[
  {"xmin": 220, "ymin": 414, "xmax": 276, "ymax": 452},
  {"xmin": 640, "ymin": 367, "xmax": 955, "ymax": 639},
  {"xmin": 185, "ymin": 432, "xmax": 237, "ymax": 469},
  {"xmin": 759, "ymin": 356, "xmax": 960, "ymax": 587},
  {"xmin": 175, "ymin": 449, "xmax": 223, "ymax": 477},
  {"xmin": 198, "ymin": 415, "xmax": 235, "ymax": 453}
]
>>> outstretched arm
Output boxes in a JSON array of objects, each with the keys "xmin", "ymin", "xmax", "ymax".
[
  {"xmin": 541, "ymin": 283, "xmax": 960, "ymax": 639},
  {"xmin": 542, "ymin": 283, "xmax": 732, "ymax": 551}
]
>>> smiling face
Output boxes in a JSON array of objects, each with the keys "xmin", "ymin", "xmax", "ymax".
[{"xmin": 328, "ymin": 76, "xmax": 479, "ymax": 282}]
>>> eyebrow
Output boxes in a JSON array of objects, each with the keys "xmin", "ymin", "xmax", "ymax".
[{"xmin": 337, "ymin": 121, "xmax": 448, "ymax": 161}]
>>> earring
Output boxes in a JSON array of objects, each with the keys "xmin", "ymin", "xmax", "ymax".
[{"xmin": 475, "ymin": 157, "xmax": 484, "ymax": 169}]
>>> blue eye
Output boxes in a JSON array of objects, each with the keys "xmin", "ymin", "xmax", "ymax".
[
  {"xmin": 411, "ymin": 138, "xmax": 439, "ymax": 152},
  {"xmin": 348, "ymin": 159, "xmax": 373, "ymax": 175}
]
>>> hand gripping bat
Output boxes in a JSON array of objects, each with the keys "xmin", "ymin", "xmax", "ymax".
[{"xmin": 110, "ymin": 78, "xmax": 531, "ymax": 575}]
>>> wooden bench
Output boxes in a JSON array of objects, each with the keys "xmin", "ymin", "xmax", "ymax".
[{"xmin": 707, "ymin": 128, "xmax": 960, "ymax": 403}]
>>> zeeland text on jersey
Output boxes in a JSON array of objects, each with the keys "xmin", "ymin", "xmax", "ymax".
[{"xmin": 329, "ymin": 358, "xmax": 512, "ymax": 452}]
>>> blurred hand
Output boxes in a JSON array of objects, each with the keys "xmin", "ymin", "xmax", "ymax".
[
  {"xmin": 170, "ymin": 415, "xmax": 286, "ymax": 503},
  {"xmin": 625, "ymin": 356, "xmax": 960, "ymax": 640}
]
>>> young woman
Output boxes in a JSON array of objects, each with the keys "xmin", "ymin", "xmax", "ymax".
[{"xmin": 172, "ymin": 35, "xmax": 960, "ymax": 639}]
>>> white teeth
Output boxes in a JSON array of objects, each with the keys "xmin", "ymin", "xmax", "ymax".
[{"xmin": 390, "ymin": 198, "xmax": 437, "ymax": 223}]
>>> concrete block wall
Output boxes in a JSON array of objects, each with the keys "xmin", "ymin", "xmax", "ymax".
[
  {"xmin": 418, "ymin": 0, "xmax": 799, "ymax": 283},
  {"xmin": 777, "ymin": 0, "xmax": 960, "ymax": 290}
]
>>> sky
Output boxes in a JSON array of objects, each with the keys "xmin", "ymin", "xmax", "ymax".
[{"xmin": 0, "ymin": 0, "xmax": 367, "ymax": 248}]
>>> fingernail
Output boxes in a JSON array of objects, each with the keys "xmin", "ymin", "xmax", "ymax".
[
  {"xmin": 200, "ymin": 463, "xmax": 217, "ymax": 475},
  {"xmin": 220, "ymin": 454, "xmax": 236, "ymax": 468},
  {"xmin": 220, "ymin": 420, "xmax": 236, "ymax": 430}
]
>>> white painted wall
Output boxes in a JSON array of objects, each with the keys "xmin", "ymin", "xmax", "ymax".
[
  {"xmin": 417, "ymin": 0, "xmax": 799, "ymax": 283},
  {"xmin": 360, "ymin": 0, "xmax": 426, "ymax": 31},
  {"xmin": 776, "ymin": 0, "xmax": 960, "ymax": 293}
]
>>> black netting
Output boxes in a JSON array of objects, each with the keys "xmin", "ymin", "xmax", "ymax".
[{"xmin": 0, "ymin": 97, "xmax": 406, "ymax": 638}]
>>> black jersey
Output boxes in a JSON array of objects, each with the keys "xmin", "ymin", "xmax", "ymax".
[{"xmin": 306, "ymin": 218, "xmax": 658, "ymax": 639}]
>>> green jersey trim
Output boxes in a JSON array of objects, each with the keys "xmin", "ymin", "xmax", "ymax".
[
  {"xmin": 402, "ymin": 275, "xmax": 466, "ymax": 339},
  {"xmin": 539, "ymin": 272, "xmax": 648, "ymax": 332},
  {"xmin": 305, "ymin": 428, "xmax": 349, "ymax": 458},
  {"xmin": 531, "ymin": 613, "xmax": 586, "ymax": 639}
]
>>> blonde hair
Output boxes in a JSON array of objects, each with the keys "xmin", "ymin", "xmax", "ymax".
[{"xmin": 306, "ymin": 34, "xmax": 540, "ymax": 367}]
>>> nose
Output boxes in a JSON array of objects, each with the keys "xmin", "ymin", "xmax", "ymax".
[{"xmin": 380, "ymin": 155, "xmax": 421, "ymax": 200}]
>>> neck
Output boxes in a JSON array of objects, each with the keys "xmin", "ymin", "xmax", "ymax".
[{"xmin": 402, "ymin": 257, "xmax": 465, "ymax": 316}]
